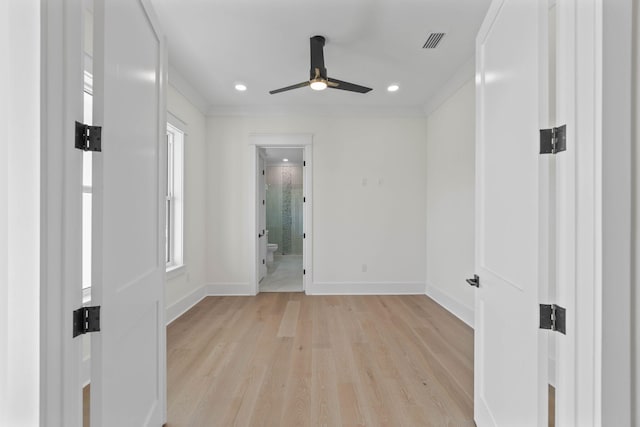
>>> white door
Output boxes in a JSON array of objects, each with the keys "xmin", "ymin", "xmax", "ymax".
[
  {"xmin": 474, "ymin": 0, "xmax": 548, "ymax": 425},
  {"xmin": 259, "ymin": 154, "xmax": 267, "ymax": 282},
  {"xmin": 91, "ymin": 0, "xmax": 166, "ymax": 425}
]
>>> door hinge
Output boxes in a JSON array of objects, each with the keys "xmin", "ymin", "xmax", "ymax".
[
  {"xmin": 263, "ymin": 259, "xmax": 265, "ymax": 265},
  {"xmin": 303, "ymin": 197, "xmax": 306, "ymax": 203},
  {"xmin": 263, "ymin": 200, "xmax": 265, "ymax": 205},
  {"xmin": 466, "ymin": 274, "xmax": 479, "ymax": 288},
  {"xmin": 539, "ymin": 124, "xmax": 566, "ymax": 154},
  {"xmin": 539, "ymin": 304, "xmax": 566, "ymax": 334},
  {"xmin": 303, "ymin": 233, "xmax": 306, "ymax": 239},
  {"xmin": 75, "ymin": 121, "xmax": 102, "ymax": 152},
  {"xmin": 303, "ymin": 161, "xmax": 306, "ymax": 167},
  {"xmin": 262, "ymin": 169, "xmax": 265, "ymax": 175},
  {"xmin": 303, "ymin": 269, "xmax": 306, "ymax": 275},
  {"xmin": 73, "ymin": 306, "xmax": 101, "ymax": 338}
]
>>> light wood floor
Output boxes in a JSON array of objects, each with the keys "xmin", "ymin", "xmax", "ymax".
[{"xmin": 166, "ymin": 293, "xmax": 474, "ymax": 426}]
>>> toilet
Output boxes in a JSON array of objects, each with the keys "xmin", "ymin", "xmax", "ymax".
[{"xmin": 266, "ymin": 243, "xmax": 278, "ymax": 263}]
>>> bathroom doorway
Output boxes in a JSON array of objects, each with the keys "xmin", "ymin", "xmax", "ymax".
[{"xmin": 259, "ymin": 147, "xmax": 305, "ymax": 292}]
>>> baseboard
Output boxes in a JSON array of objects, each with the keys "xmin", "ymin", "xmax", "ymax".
[
  {"xmin": 308, "ymin": 282, "xmax": 425, "ymax": 295},
  {"xmin": 425, "ymin": 282, "xmax": 474, "ymax": 328},
  {"xmin": 204, "ymin": 282, "xmax": 254, "ymax": 296},
  {"xmin": 165, "ymin": 285, "xmax": 206, "ymax": 325}
]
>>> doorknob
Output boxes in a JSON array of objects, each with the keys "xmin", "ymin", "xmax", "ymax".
[{"xmin": 466, "ymin": 274, "xmax": 480, "ymax": 288}]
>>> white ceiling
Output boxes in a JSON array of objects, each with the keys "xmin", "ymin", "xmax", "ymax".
[
  {"xmin": 263, "ymin": 147, "xmax": 304, "ymax": 166},
  {"xmin": 150, "ymin": 0, "xmax": 491, "ymax": 114}
]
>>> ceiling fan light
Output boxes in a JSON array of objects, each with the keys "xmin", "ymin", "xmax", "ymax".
[{"xmin": 310, "ymin": 80, "xmax": 328, "ymax": 91}]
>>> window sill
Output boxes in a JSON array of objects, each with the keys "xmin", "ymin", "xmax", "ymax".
[{"xmin": 166, "ymin": 264, "xmax": 186, "ymax": 280}]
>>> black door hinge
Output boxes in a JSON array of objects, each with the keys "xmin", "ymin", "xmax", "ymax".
[
  {"xmin": 540, "ymin": 124, "xmax": 566, "ymax": 154},
  {"xmin": 75, "ymin": 121, "xmax": 102, "ymax": 152},
  {"xmin": 303, "ymin": 269, "xmax": 306, "ymax": 275},
  {"xmin": 539, "ymin": 304, "xmax": 566, "ymax": 334},
  {"xmin": 303, "ymin": 161, "xmax": 306, "ymax": 167},
  {"xmin": 73, "ymin": 306, "xmax": 101, "ymax": 337},
  {"xmin": 303, "ymin": 197, "xmax": 306, "ymax": 203},
  {"xmin": 303, "ymin": 233, "xmax": 306, "ymax": 239},
  {"xmin": 466, "ymin": 274, "xmax": 480, "ymax": 288},
  {"xmin": 263, "ymin": 259, "xmax": 265, "ymax": 265},
  {"xmin": 262, "ymin": 170, "xmax": 265, "ymax": 175}
]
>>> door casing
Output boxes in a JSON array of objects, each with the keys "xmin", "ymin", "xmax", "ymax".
[{"xmin": 249, "ymin": 134, "xmax": 313, "ymax": 295}]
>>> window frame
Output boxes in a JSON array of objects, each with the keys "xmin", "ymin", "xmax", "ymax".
[{"xmin": 165, "ymin": 116, "xmax": 185, "ymax": 276}]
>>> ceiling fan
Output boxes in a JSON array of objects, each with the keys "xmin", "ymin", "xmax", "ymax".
[{"xmin": 269, "ymin": 35, "xmax": 373, "ymax": 95}]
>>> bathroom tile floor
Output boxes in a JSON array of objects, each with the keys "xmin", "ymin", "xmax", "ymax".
[{"xmin": 260, "ymin": 254, "xmax": 303, "ymax": 292}]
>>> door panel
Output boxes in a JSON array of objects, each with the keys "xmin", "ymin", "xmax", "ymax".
[
  {"xmin": 92, "ymin": 0, "xmax": 165, "ymax": 425},
  {"xmin": 474, "ymin": 0, "xmax": 548, "ymax": 425}
]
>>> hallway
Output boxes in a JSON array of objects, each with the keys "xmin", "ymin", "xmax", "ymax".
[{"xmin": 260, "ymin": 254, "xmax": 303, "ymax": 293}]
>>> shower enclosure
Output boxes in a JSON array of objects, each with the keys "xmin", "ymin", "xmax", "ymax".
[{"xmin": 266, "ymin": 165, "xmax": 303, "ymax": 255}]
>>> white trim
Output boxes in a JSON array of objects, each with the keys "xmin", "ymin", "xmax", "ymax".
[
  {"xmin": 41, "ymin": 0, "xmax": 85, "ymax": 424},
  {"xmin": 425, "ymin": 282, "xmax": 474, "ymax": 328},
  {"xmin": 208, "ymin": 104, "xmax": 426, "ymax": 118},
  {"xmin": 548, "ymin": 356, "xmax": 556, "ymax": 388},
  {"xmin": 167, "ymin": 111, "xmax": 187, "ymax": 133},
  {"xmin": 204, "ymin": 283, "xmax": 254, "ymax": 296},
  {"xmin": 165, "ymin": 285, "xmax": 206, "ymax": 325},
  {"xmin": 600, "ymin": 0, "xmax": 633, "ymax": 422},
  {"xmin": 165, "ymin": 264, "xmax": 186, "ymax": 280},
  {"xmin": 308, "ymin": 282, "xmax": 425, "ymax": 296},
  {"xmin": 168, "ymin": 65, "xmax": 208, "ymax": 115},
  {"xmin": 423, "ymin": 55, "xmax": 475, "ymax": 116},
  {"xmin": 555, "ymin": 1, "xmax": 605, "ymax": 425},
  {"xmin": 82, "ymin": 354, "xmax": 91, "ymax": 388}
]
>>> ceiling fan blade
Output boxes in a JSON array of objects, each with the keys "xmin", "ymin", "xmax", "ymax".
[
  {"xmin": 310, "ymin": 36, "xmax": 327, "ymax": 79},
  {"xmin": 327, "ymin": 78, "xmax": 373, "ymax": 94},
  {"xmin": 269, "ymin": 81, "xmax": 310, "ymax": 94}
]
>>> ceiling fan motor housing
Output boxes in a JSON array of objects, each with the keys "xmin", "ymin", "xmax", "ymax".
[{"xmin": 310, "ymin": 35, "xmax": 328, "ymax": 80}]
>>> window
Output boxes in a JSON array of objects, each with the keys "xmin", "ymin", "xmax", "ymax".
[{"xmin": 166, "ymin": 121, "xmax": 184, "ymax": 272}]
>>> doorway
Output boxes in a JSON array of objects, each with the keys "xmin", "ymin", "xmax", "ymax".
[
  {"xmin": 250, "ymin": 134, "xmax": 313, "ymax": 295},
  {"xmin": 259, "ymin": 147, "xmax": 305, "ymax": 292}
]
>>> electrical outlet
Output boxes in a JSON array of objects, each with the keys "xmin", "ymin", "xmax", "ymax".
[{"xmin": 361, "ymin": 264, "xmax": 367, "ymax": 273}]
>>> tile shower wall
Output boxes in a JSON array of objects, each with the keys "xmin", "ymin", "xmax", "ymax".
[{"xmin": 266, "ymin": 165, "xmax": 303, "ymax": 255}]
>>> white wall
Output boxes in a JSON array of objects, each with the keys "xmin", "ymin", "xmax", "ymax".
[
  {"xmin": 165, "ymin": 83, "xmax": 208, "ymax": 322},
  {"xmin": 425, "ymin": 79, "xmax": 476, "ymax": 326},
  {"xmin": 0, "ymin": 0, "xmax": 40, "ymax": 425},
  {"xmin": 206, "ymin": 116, "xmax": 427, "ymax": 293}
]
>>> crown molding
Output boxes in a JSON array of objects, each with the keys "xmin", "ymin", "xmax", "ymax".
[
  {"xmin": 423, "ymin": 55, "xmax": 475, "ymax": 117},
  {"xmin": 206, "ymin": 103, "xmax": 427, "ymax": 118},
  {"xmin": 167, "ymin": 64, "xmax": 209, "ymax": 115}
]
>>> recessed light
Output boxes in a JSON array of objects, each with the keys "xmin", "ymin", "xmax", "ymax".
[
  {"xmin": 387, "ymin": 84, "xmax": 399, "ymax": 92},
  {"xmin": 235, "ymin": 83, "xmax": 247, "ymax": 91},
  {"xmin": 283, "ymin": 158, "xmax": 289, "ymax": 162}
]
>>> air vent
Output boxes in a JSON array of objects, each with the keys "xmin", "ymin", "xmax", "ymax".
[{"xmin": 422, "ymin": 32, "xmax": 446, "ymax": 49}]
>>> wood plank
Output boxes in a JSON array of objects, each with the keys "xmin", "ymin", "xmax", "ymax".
[
  {"xmin": 277, "ymin": 300, "xmax": 301, "ymax": 337},
  {"xmin": 167, "ymin": 294, "xmax": 475, "ymax": 425}
]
